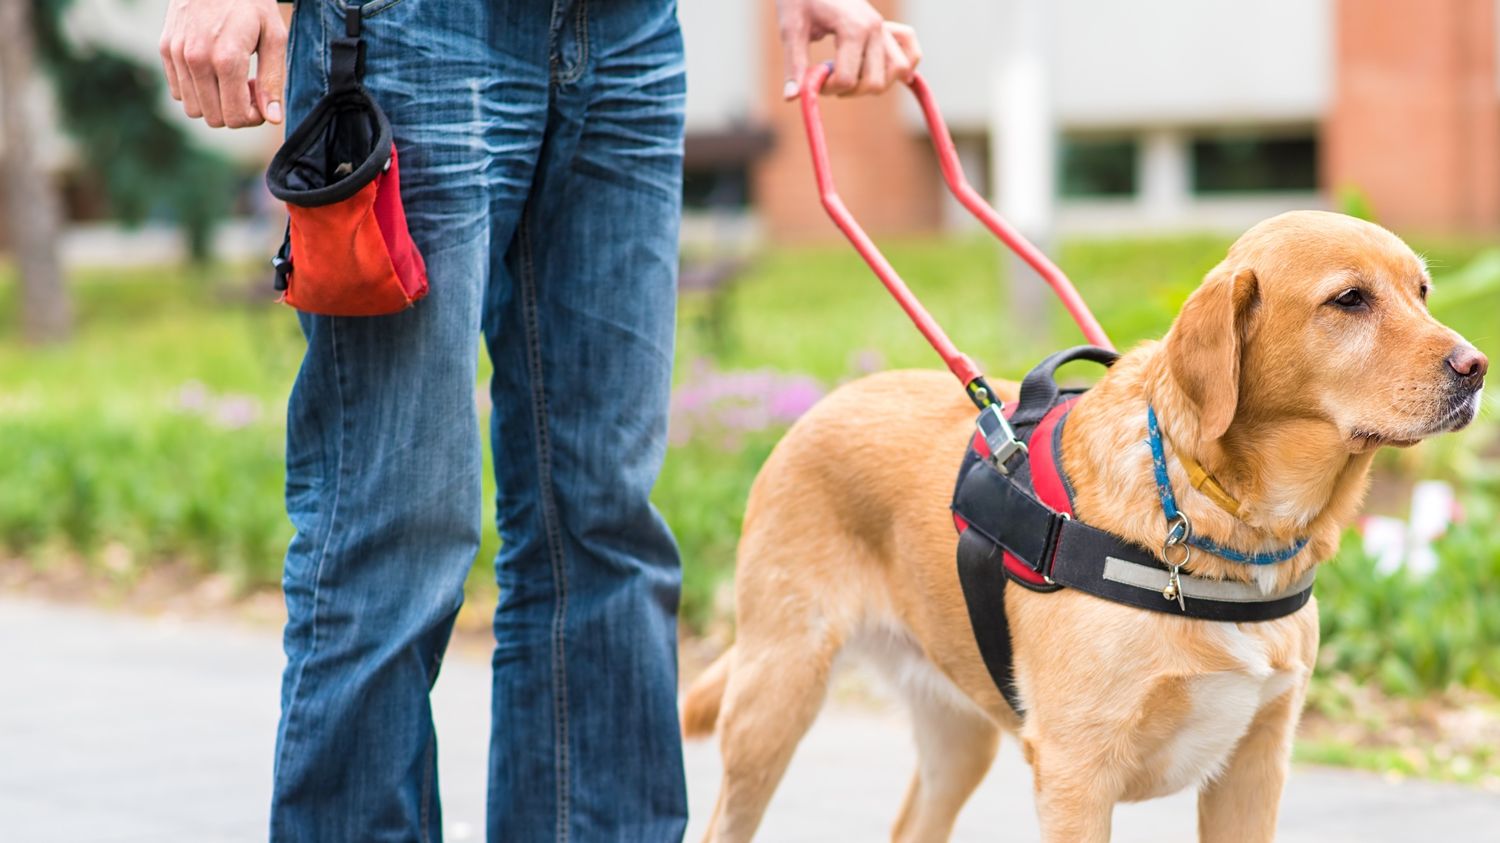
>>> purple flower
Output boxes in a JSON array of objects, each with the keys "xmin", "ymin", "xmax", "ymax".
[
  {"xmin": 668, "ymin": 364, "xmax": 827, "ymax": 449},
  {"xmin": 176, "ymin": 381, "xmax": 210, "ymax": 412},
  {"xmin": 172, "ymin": 381, "xmax": 265, "ymax": 431},
  {"xmin": 850, "ymin": 348, "xmax": 886, "ymax": 375},
  {"xmin": 211, "ymin": 395, "xmax": 263, "ymax": 431},
  {"xmin": 767, "ymin": 378, "xmax": 824, "ymax": 422}
]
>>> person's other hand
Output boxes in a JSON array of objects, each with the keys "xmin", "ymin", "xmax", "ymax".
[
  {"xmin": 775, "ymin": 0, "xmax": 922, "ymax": 100},
  {"xmin": 159, "ymin": 0, "xmax": 287, "ymax": 128}
]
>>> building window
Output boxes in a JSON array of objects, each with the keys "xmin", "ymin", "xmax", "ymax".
[
  {"xmin": 1191, "ymin": 132, "xmax": 1318, "ymax": 194},
  {"xmin": 1059, "ymin": 137, "xmax": 1138, "ymax": 198},
  {"xmin": 682, "ymin": 126, "xmax": 773, "ymax": 212},
  {"xmin": 683, "ymin": 166, "xmax": 750, "ymax": 211}
]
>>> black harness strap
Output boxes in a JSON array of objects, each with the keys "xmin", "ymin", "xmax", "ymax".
[
  {"xmin": 955, "ymin": 529, "xmax": 1024, "ymax": 714},
  {"xmin": 954, "ymin": 418, "xmax": 1315, "ymax": 622},
  {"xmin": 951, "ymin": 346, "xmax": 1316, "ymax": 718},
  {"xmin": 1046, "ymin": 531, "xmax": 1314, "ymax": 621}
]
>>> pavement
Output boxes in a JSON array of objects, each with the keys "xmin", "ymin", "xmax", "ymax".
[{"xmin": 3, "ymin": 595, "xmax": 1498, "ymax": 842}]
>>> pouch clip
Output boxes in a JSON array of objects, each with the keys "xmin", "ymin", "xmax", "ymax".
[
  {"xmin": 271, "ymin": 224, "xmax": 292, "ymax": 292},
  {"xmin": 329, "ymin": 4, "xmax": 366, "ymax": 91}
]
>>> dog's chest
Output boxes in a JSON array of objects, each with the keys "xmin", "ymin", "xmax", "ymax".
[{"xmin": 1145, "ymin": 627, "xmax": 1304, "ymax": 797}]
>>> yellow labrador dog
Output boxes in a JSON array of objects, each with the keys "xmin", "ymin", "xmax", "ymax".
[{"xmin": 682, "ymin": 211, "xmax": 1487, "ymax": 842}]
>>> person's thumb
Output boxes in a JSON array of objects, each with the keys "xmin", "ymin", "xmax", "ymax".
[
  {"xmin": 256, "ymin": 13, "xmax": 288, "ymax": 124},
  {"xmin": 782, "ymin": 25, "xmax": 809, "ymax": 100}
]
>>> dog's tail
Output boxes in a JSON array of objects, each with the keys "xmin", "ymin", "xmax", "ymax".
[{"xmin": 681, "ymin": 646, "xmax": 733, "ymax": 739}]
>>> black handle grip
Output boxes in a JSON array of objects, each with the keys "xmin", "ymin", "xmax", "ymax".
[{"xmin": 1009, "ymin": 345, "xmax": 1118, "ymax": 428}]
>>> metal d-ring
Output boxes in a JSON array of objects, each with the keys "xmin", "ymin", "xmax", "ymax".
[
  {"xmin": 1160, "ymin": 533, "xmax": 1190, "ymax": 611},
  {"xmin": 1164, "ymin": 511, "xmax": 1192, "ymax": 547}
]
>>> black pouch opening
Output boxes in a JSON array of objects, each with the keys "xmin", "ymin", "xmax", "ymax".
[{"xmin": 267, "ymin": 85, "xmax": 391, "ymax": 208}]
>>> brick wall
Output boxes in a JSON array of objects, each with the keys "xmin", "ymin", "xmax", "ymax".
[
  {"xmin": 751, "ymin": 0, "xmax": 943, "ymax": 241},
  {"xmin": 1327, "ymin": 0, "xmax": 1500, "ymax": 231}
]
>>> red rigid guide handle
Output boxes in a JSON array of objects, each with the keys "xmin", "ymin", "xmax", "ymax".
[{"xmin": 799, "ymin": 63, "xmax": 1115, "ymax": 390}]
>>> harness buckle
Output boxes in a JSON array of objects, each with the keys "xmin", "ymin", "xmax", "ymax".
[
  {"xmin": 1042, "ymin": 511, "xmax": 1068, "ymax": 584},
  {"xmin": 977, "ymin": 404, "xmax": 1028, "ymax": 475}
]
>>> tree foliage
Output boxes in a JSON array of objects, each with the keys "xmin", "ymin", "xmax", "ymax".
[{"xmin": 31, "ymin": 0, "xmax": 234, "ymax": 262}]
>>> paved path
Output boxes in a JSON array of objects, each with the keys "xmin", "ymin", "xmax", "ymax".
[{"xmin": 3, "ymin": 596, "xmax": 1497, "ymax": 842}]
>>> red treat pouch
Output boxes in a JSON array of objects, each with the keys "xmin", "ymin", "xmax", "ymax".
[{"xmin": 265, "ymin": 7, "xmax": 426, "ymax": 316}]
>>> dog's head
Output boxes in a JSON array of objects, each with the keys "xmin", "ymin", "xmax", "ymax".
[{"xmin": 1164, "ymin": 210, "xmax": 1486, "ymax": 453}]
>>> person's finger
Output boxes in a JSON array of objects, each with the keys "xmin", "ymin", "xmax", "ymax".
[
  {"xmin": 255, "ymin": 11, "xmax": 287, "ymax": 123},
  {"xmin": 184, "ymin": 41, "xmax": 225, "ymax": 127},
  {"xmin": 779, "ymin": 11, "xmax": 810, "ymax": 100},
  {"xmin": 245, "ymin": 79, "xmax": 267, "ymax": 127},
  {"xmin": 158, "ymin": 10, "xmax": 182, "ymax": 102},
  {"xmin": 828, "ymin": 20, "xmax": 872, "ymax": 95},
  {"xmin": 882, "ymin": 27, "xmax": 912, "ymax": 86},
  {"xmin": 854, "ymin": 25, "xmax": 888, "ymax": 95},
  {"xmin": 172, "ymin": 37, "xmax": 203, "ymax": 118},
  {"xmin": 213, "ymin": 47, "xmax": 258, "ymax": 128},
  {"xmin": 887, "ymin": 21, "xmax": 923, "ymax": 72}
]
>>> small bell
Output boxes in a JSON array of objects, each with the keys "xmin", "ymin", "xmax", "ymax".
[{"xmin": 1162, "ymin": 568, "xmax": 1187, "ymax": 611}]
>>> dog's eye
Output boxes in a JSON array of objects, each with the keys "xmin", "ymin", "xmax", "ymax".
[
  {"xmin": 1331, "ymin": 288, "xmax": 1367, "ymax": 309},
  {"xmin": 1420, "ymin": 283, "xmax": 1430, "ymax": 302}
]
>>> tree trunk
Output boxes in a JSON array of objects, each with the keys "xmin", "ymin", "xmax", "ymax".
[{"xmin": 0, "ymin": 0, "xmax": 71, "ymax": 343}]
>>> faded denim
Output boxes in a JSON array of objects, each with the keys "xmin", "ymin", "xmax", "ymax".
[{"xmin": 271, "ymin": 1, "xmax": 688, "ymax": 841}]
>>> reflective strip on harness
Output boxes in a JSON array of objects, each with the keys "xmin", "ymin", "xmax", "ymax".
[{"xmin": 1102, "ymin": 558, "xmax": 1316, "ymax": 603}]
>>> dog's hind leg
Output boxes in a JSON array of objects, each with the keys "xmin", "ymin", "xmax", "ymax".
[
  {"xmin": 701, "ymin": 631, "xmax": 842, "ymax": 843},
  {"xmin": 890, "ymin": 688, "xmax": 999, "ymax": 843}
]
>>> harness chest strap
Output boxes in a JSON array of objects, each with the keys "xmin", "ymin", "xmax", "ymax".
[
  {"xmin": 949, "ymin": 346, "xmax": 1316, "ymax": 715},
  {"xmin": 952, "ymin": 442, "xmax": 1315, "ymax": 623}
]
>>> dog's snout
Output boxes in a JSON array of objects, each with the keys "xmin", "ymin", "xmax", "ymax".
[{"xmin": 1446, "ymin": 345, "xmax": 1489, "ymax": 386}]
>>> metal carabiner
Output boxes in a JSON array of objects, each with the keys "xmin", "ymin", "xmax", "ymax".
[
  {"xmin": 976, "ymin": 403, "xmax": 1028, "ymax": 475},
  {"xmin": 1160, "ymin": 516, "xmax": 1192, "ymax": 611}
]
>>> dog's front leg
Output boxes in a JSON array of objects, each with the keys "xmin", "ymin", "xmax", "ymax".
[
  {"xmin": 1034, "ymin": 783, "xmax": 1114, "ymax": 841},
  {"xmin": 1195, "ymin": 681, "xmax": 1305, "ymax": 843},
  {"xmin": 1029, "ymin": 743, "xmax": 1116, "ymax": 843}
]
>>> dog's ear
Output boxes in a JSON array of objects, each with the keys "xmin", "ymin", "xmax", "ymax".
[{"xmin": 1165, "ymin": 264, "xmax": 1258, "ymax": 443}]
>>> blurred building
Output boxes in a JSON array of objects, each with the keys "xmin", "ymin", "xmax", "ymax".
[
  {"xmin": 686, "ymin": 0, "xmax": 1500, "ymax": 239},
  {"xmin": 6, "ymin": 0, "xmax": 1498, "ymax": 260}
]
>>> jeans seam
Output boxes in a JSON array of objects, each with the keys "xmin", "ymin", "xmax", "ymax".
[
  {"xmin": 273, "ymin": 317, "xmax": 348, "ymax": 805},
  {"xmin": 315, "ymin": 0, "xmax": 329, "ymax": 92},
  {"xmin": 556, "ymin": 0, "xmax": 589, "ymax": 85},
  {"xmin": 420, "ymin": 729, "xmax": 435, "ymax": 843},
  {"xmin": 516, "ymin": 215, "xmax": 572, "ymax": 843}
]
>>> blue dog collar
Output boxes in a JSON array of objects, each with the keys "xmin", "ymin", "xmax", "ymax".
[{"xmin": 1146, "ymin": 405, "xmax": 1308, "ymax": 567}]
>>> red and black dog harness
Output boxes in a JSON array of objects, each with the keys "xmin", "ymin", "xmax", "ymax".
[{"xmin": 950, "ymin": 347, "xmax": 1315, "ymax": 715}]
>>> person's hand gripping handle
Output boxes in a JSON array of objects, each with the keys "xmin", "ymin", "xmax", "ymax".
[{"xmin": 775, "ymin": 0, "xmax": 923, "ymax": 100}]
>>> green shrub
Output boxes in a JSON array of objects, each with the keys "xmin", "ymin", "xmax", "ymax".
[
  {"xmin": 1318, "ymin": 500, "xmax": 1500, "ymax": 697},
  {"xmin": 0, "ymin": 409, "xmax": 288, "ymax": 585}
]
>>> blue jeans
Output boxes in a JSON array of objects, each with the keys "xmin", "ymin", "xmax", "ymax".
[{"xmin": 270, "ymin": 2, "xmax": 688, "ymax": 841}]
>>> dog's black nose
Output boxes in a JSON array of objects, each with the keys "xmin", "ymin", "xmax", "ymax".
[{"xmin": 1446, "ymin": 345, "xmax": 1489, "ymax": 385}]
